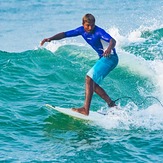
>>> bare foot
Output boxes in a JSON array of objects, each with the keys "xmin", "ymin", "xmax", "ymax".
[{"xmin": 72, "ymin": 107, "xmax": 89, "ymax": 116}]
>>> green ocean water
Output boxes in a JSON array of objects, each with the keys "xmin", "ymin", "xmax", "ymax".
[{"xmin": 0, "ymin": 27, "xmax": 163, "ymax": 162}]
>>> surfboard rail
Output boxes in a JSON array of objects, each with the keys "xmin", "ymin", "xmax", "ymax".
[{"xmin": 45, "ymin": 104, "xmax": 107, "ymax": 121}]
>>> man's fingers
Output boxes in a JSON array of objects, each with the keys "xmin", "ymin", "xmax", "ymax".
[
  {"xmin": 40, "ymin": 40, "xmax": 44, "ymax": 46},
  {"xmin": 40, "ymin": 38, "xmax": 49, "ymax": 46},
  {"xmin": 103, "ymin": 52, "xmax": 109, "ymax": 57}
]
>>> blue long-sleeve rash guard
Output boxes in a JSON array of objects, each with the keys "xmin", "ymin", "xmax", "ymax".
[{"xmin": 64, "ymin": 25, "xmax": 116, "ymax": 58}]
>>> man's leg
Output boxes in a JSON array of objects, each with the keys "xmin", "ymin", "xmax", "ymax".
[
  {"xmin": 72, "ymin": 75, "xmax": 94, "ymax": 115},
  {"xmin": 94, "ymin": 83, "xmax": 116, "ymax": 107}
]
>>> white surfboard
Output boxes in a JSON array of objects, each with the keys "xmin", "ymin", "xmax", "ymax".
[{"xmin": 45, "ymin": 104, "xmax": 107, "ymax": 121}]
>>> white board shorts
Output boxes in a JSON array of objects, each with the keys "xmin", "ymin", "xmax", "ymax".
[{"xmin": 87, "ymin": 53, "xmax": 118, "ymax": 85}]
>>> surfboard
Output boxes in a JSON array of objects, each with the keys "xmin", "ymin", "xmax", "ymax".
[{"xmin": 45, "ymin": 104, "xmax": 107, "ymax": 121}]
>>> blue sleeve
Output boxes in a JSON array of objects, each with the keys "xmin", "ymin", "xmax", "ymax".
[
  {"xmin": 99, "ymin": 28, "xmax": 112, "ymax": 42},
  {"xmin": 64, "ymin": 26, "xmax": 83, "ymax": 37}
]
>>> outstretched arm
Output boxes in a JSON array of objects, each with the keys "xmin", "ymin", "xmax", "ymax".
[
  {"xmin": 103, "ymin": 38, "xmax": 116, "ymax": 57},
  {"xmin": 40, "ymin": 32, "xmax": 65, "ymax": 46}
]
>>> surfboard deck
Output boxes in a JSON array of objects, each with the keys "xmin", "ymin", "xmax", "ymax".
[{"xmin": 45, "ymin": 104, "xmax": 106, "ymax": 121}]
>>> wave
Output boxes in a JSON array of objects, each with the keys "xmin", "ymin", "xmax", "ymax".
[
  {"xmin": 0, "ymin": 25, "xmax": 163, "ymax": 131},
  {"xmin": 92, "ymin": 103, "xmax": 163, "ymax": 131}
]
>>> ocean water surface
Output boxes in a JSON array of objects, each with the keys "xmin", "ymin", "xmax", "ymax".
[{"xmin": 0, "ymin": 0, "xmax": 163, "ymax": 162}]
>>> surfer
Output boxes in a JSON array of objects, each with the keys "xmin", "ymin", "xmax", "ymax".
[{"xmin": 40, "ymin": 13, "xmax": 118, "ymax": 115}]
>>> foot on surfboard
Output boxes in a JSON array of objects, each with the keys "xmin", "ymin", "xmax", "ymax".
[{"xmin": 72, "ymin": 107, "xmax": 89, "ymax": 116}]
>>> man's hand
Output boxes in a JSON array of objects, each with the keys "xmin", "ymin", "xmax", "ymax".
[
  {"xmin": 103, "ymin": 38, "xmax": 116, "ymax": 57},
  {"xmin": 40, "ymin": 38, "xmax": 51, "ymax": 46},
  {"xmin": 103, "ymin": 48, "xmax": 111, "ymax": 57},
  {"xmin": 40, "ymin": 33, "xmax": 65, "ymax": 46}
]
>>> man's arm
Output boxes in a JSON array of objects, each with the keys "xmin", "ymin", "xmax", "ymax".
[
  {"xmin": 103, "ymin": 38, "xmax": 116, "ymax": 57},
  {"xmin": 40, "ymin": 32, "xmax": 65, "ymax": 46}
]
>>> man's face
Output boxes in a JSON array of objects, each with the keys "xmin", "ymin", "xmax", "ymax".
[{"xmin": 83, "ymin": 22, "xmax": 95, "ymax": 33}]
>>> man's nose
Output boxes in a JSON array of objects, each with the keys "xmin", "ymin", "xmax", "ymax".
[{"xmin": 88, "ymin": 26, "xmax": 92, "ymax": 30}]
